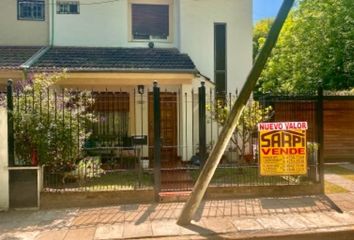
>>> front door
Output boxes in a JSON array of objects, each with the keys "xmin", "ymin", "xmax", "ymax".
[{"xmin": 148, "ymin": 92, "xmax": 178, "ymax": 165}]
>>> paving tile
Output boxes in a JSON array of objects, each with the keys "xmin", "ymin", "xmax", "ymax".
[
  {"xmin": 35, "ymin": 230, "xmax": 68, "ymax": 240},
  {"xmin": 64, "ymin": 227, "xmax": 96, "ymax": 240},
  {"xmin": 256, "ymin": 216, "xmax": 290, "ymax": 230},
  {"xmin": 94, "ymin": 224, "xmax": 123, "ymax": 240},
  {"xmin": 123, "ymin": 222, "xmax": 152, "ymax": 238},
  {"xmin": 151, "ymin": 220, "xmax": 181, "ymax": 236},
  {"xmin": 202, "ymin": 217, "xmax": 236, "ymax": 233},
  {"xmin": 232, "ymin": 218, "xmax": 264, "ymax": 231},
  {"xmin": 300, "ymin": 212, "xmax": 341, "ymax": 228},
  {"xmin": 278, "ymin": 215, "xmax": 309, "ymax": 229},
  {"xmin": 97, "ymin": 213, "xmax": 120, "ymax": 225},
  {"xmin": 179, "ymin": 220, "xmax": 211, "ymax": 236},
  {"xmin": 324, "ymin": 212, "xmax": 354, "ymax": 225},
  {"xmin": 219, "ymin": 206, "xmax": 232, "ymax": 216},
  {"xmin": 71, "ymin": 214, "xmax": 99, "ymax": 227},
  {"xmin": 326, "ymin": 174, "xmax": 354, "ymax": 192}
]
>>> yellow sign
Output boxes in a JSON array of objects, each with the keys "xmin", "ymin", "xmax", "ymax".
[{"xmin": 258, "ymin": 122, "xmax": 308, "ymax": 176}]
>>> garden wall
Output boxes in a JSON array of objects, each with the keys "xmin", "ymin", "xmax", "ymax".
[
  {"xmin": 324, "ymin": 99, "xmax": 354, "ymax": 162},
  {"xmin": 0, "ymin": 108, "xmax": 9, "ymax": 210},
  {"xmin": 272, "ymin": 98, "xmax": 354, "ymax": 163}
]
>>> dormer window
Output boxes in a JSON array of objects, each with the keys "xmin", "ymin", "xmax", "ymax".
[
  {"xmin": 57, "ymin": 1, "xmax": 80, "ymax": 14},
  {"xmin": 129, "ymin": 0, "xmax": 173, "ymax": 42}
]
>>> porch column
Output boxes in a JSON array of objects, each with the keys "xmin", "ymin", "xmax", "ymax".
[
  {"xmin": 181, "ymin": 85, "xmax": 193, "ymax": 161},
  {"xmin": 0, "ymin": 107, "xmax": 9, "ymax": 210}
]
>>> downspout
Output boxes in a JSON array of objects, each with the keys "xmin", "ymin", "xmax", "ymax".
[
  {"xmin": 176, "ymin": 0, "xmax": 181, "ymax": 50},
  {"xmin": 20, "ymin": 46, "xmax": 51, "ymax": 79},
  {"xmin": 50, "ymin": 0, "xmax": 54, "ymax": 46}
]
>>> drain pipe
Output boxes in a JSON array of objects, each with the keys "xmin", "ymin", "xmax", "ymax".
[{"xmin": 50, "ymin": 0, "xmax": 55, "ymax": 46}]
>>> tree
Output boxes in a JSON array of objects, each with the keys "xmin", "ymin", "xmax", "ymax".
[
  {"xmin": 207, "ymin": 99, "xmax": 272, "ymax": 162},
  {"xmin": 253, "ymin": 19, "xmax": 274, "ymax": 60},
  {"xmin": 256, "ymin": 0, "xmax": 354, "ymax": 94}
]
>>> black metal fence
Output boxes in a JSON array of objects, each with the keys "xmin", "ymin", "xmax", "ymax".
[
  {"xmin": 153, "ymin": 84, "xmax": 323, "ymax": 193},
  {"xmin": 5, "ymin": 78, "xmax": 324, "ymax": 194}
]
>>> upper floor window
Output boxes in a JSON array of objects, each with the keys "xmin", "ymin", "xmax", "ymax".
[
  {"xmin": 130, "ymin": 1, "xmax": 172, "ymax": 41},
  {"xmin": 57, "ymin": 1, "xmax": 80, "ymax": 14},
  {"xmin": 17, "ymin": 0, "xmax": 45, "ymax": 21},
  {"xmin": 214, "ymin": 23, "xmax": 227, "ymax": 97}
]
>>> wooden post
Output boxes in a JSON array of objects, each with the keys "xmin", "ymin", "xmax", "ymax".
[{"xmin": 177, "ymin": 0, "xmax": 295, "ymax": 225}]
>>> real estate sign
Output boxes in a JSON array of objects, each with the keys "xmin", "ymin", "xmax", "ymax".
[{"xmin": 258, "ymin": 122, "xmax": 308, "ymax": 176}]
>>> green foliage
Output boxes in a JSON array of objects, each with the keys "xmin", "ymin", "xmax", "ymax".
[
  {"xmin": 253, "ymin": 18, "xmax": 274, "ymax": 60},
  {"xmin": 255, "ymin": 0, "xmax": 354, "ymax": 93},
  {"xmin": 12, "ymin": 72, "xmax": 95, "ymax": 166},
  {"xmin": 207, "ymin": 99, "xmax": 272, "ymax": 160}
]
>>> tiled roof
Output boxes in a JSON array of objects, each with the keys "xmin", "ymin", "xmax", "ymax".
[
  {"xmin": 32, "ymin": 47, "xmax": 196, "ymax": 72},
  {"xmin": 0, "ymin": 46, "xmax": 42, "ymax": 70}
]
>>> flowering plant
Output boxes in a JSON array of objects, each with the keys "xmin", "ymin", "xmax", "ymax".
[{"xmin": 8, "ymin": 72, "xmax": 95, "ymax": 166}]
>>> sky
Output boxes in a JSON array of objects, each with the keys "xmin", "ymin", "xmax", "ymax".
[{"xmin": 253, "ymin": 0, "xmax": 284, "ymax": 23}]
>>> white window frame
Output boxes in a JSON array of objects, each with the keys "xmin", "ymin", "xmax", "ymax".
[
  {"xmin": 56, "ymin": 1, "xmax": 80, "ymax": 14},
  {"xmin": 17, "ymin": 0, "xmax": 45, "ymax": 21},
  {"xmin": 128, "ymin": 0, "xmax": 174, "ymax": 43}
]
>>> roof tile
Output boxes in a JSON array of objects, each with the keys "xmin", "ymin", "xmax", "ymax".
[
  {"xmin": 32, "ymin": 47, "xmax": 196, "ymax": 72},
  {"xmin": 0, "ymin": 46, "xmax": 42, "ymax": 70}
]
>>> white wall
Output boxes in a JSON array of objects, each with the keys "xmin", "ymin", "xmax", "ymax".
[
  {"xmin": 0, "ymin": 0, "xmax": 49, "ymax": 46},
  {"xmin": 0, "ymin": 108, "xmax": 9, "ymax": 211},
  {"xmin": 53, "ymin": 0, "xmax": 252, "ymax": 93},
  {"xmin": 53, "ymin": 0, "xmax": 178, "ymax": 48},
  {"xmin": 179, "ymin": 0, "xmax": 253, "ymax": 93}
]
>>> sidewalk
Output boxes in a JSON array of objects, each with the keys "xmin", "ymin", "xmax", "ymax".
[
  {"xmin": 1, "ymin": 194, "xmax": 354, "ymax": 240},
  {"xmin": 1, "ymin": 163, "xmax": 354, "ymax": 240}
]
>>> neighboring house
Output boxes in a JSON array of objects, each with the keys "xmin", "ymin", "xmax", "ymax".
[
  {"xmin": 0, "ymin": 0, "xmax": 253, "ymax": 163},
  {"xmin": 0, "ymin": 0, "xmax": 49, "ymax": 46}
]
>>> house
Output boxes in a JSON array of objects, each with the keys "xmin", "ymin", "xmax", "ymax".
[{"xmin": 0, "ymin": 0, "xmax": 253, "ymax": 164}]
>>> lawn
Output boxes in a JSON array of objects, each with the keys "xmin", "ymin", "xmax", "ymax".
[
  {"xmin": 190, "ymin": 166, "xmax": 312, "ymax": 186},
  {"xmin": 325, "ymin": 165, "xmax": 354, "ymax": 182},
  {"xmin": 324, "ymin": 181, "xmax": 349, "ymax": 194},
  {"xmin": 85, "ymin": 171, "xmax": 154, "ymax": 189},
  {"xmin": 44, "ymin": 170, "xmax": 154, "ymax": 192}
]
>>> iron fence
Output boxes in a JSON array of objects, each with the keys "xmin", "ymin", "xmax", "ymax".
[
  {"xmin": 5, "ymin": 77, "xmax": 324, "ymax": 194},
  {"xmin": 153, "ymin": 84, "xmax": 322, "ymax": 193}
]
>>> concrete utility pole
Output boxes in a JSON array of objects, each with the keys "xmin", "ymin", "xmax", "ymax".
[{"xmin": 177, "ymin": 0, "xmax": 295, "ymax": 225}]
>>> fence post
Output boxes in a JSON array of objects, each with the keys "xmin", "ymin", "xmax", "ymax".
[
  {"xmin": 7, "ymin": 80, "xmax": 14, "ymax": 167},
  {"xmin": 317, "ymin": 81, "xmax": 324, "ymax": 192},
  {"xmin": 198, "ymin": 81, "xmax": 207, "ymax": 167},
  {"xmin": 153, "ymin": 81, "xmax": 161, "ymax": 201}
]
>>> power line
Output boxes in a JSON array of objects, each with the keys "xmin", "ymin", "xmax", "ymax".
[
  {"xmin": 76, "ymin": 0, "xmax": 122, "ymax": 6},
  {"xmin": 22, "ymin": 0, "xmax": 122, "ymax": 6}
]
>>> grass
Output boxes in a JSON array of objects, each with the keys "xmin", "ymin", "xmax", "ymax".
[
  {"xmin": 324, "ymin": 181, "xmax": 349, "ymax": 194},
  {"xmin": 190, "ymin": 167, "xmax": 308, "ymax": 186},
  {"xmin": 86, "ymin": 171, "xmax": 154, "ymax": 188},
  {"xmin": 325, "ymin": 165, "xmax": 354, "ymax": 182},
  {"xmin": 45, "ymin": 170, "xmax": 154, "ymax": 192}
]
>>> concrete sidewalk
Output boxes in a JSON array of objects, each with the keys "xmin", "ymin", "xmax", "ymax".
[{"xmin": 1, "ymin": 194, "xmax": 354, "ymax": 240}]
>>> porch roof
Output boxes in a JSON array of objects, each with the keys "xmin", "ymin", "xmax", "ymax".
[
  {"xmin": 0, "ymin": 46, "xmax": 43, "ymax": 70},
  {"xmin": 31, "ymin": 47, "xmax": 197, "ymax": 73}
]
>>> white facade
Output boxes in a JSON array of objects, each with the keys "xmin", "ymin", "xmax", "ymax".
[
  {"xmin": 52, "ymin": 0, "xmax": 253, "ymax": 92},
  {"xmin": 52, "ymin": 0, "xmax": 178, "ymax": 48},
  {"xmin": 179, "ymin": 0, "xmax": 253, "ymax": 93},
  {"xmin": 0, "ymin": 0, "xmax": 49, "ymax": 46}
]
